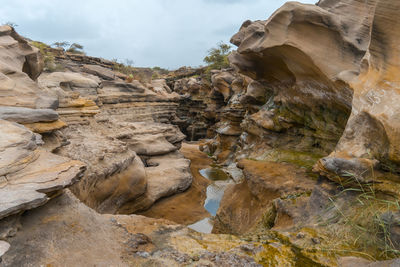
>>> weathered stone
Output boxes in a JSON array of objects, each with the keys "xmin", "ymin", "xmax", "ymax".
[
  {"xmin": 316, "ymin": 0, "xmax": 400, "ymax": 183},
  {"xmin": 213, "ymin": 160, "xmax": 316, "ymax": 235},
  {"xmin": 118, "ymin": 152, "xmax": 192, "ymax": 213},
  {"xmin": 82, "ymin": 64, "xmax": 118, "ymax": 80},
  {"xmin": 0, "ymin": 119, "xmax": 85, "ymax": 219},
  {"xmin": 0, "ymin": 241, "xmax": 10, "ymax": 261},
  {"xmin": 0, "ymin": 26, "xmax": 58, "ymax": 109},
  {"xmin": 0, "ymin": 106, "xmax": 58, "ymax": 124},
  {"xmin": 23, "ymin": 119, "xmax": 67, "ymax": 133}
]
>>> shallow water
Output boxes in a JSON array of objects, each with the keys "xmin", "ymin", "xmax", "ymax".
[{"xmin": 188, "ymin": 167, "xmax": 233, "ymax": 233}]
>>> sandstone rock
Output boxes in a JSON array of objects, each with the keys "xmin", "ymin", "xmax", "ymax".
[
  {"xmin": 0, "ymin": 240, "xmax": 10, "ymax": 261},
  {"xmin": 129, "ymin": 134, "xmax": 179, "ymax": 156},
  {"xmin": 0, "ymin": 119, "xmax": 85, "ymax": 219},
  {"xmin": 150, "ymin": 79, "xmax": 173, "ymax": 95},
  {"xmin": 228, "ymin": 1, "xmax": 375, "ymax": 153},
  {"xmin": 213, "ymin": 159, "xmax": 316, "ymax": 234},
  {"xmin": 82, "ymin": 64, "xmax": 118, "ymax": 80},
  {"xmin": 0, "ymin": 26, "xmax": 57, "ymax": 109},
  {"xmin": 53, "ymin": 116, "xmax": 189, "ymax": 214},
  {"xmin": 96, "ymin": 156, "xmax": 147, "ymax": 214},
  {"xmin": 241, "ymin": 80, "xmax": 271, "ymax": 106},
  {"xmin": 38, "ymin": 72, "xmax": 102, "ymax": 124},
  {"xmin": 211, "ymin": 70, "xmax": 235, "ymax": 102},
  {"xmin": 0, "ymin": 107, "xmax": 58, "ymax": 124},
  {"xmin": 0, "ymin": 190, "xmax": 287, "ymax": 266},
  {"xmin": 40, "ymin": 71, "xmax": 100, "ymax": 89},
  {"xmin": 138, "ymin": 143, "xmax": 211, "ymax": 225},
  {"xmin": 55, "ymin": 120, "xmax": 140, "ymax": 211},
  {"xmin": 316, "ymin": 0, "xmax": 400, "ymax": 183},
  {"xmin": 118, "ymin": 152, "xmax": 192, "ymax": 213},
  {"xmin": 23, "ymin": 119, "xmax": 67, "ymax": 133}
]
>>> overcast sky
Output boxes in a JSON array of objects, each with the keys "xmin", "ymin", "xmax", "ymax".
[{"xmin": 1, "ymin": 0, "xmax": 315, "ymax": 69}]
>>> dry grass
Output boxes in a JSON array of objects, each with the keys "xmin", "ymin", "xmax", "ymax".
[{"xmin": 317, "ymin": 171, "xmax": 400, "ymax": 260}]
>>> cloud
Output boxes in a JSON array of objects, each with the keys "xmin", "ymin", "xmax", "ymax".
[{"xmin": 0, "ymin": 0, "xmax": 316, "ymax": 69}]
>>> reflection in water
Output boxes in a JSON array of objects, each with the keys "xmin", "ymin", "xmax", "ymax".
[
  {"xmin": 188, "ymin": 167, "xmax": 233, "ymax": 233},
  {"xmin": 188, "ymin": 218, "xmax": 213, "ymax": 233},
  {"xmin": 199, "ymin": 168, "xmax": 229, "ymax": 181}
]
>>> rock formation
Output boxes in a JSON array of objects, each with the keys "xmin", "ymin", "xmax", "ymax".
[
  {"xmin": 315, "ymin": 0, "xmax": 400, "ymax": 185},
  {"xmin": 0, "ymin": 26, "xmax": 86, "ymax": 259},
  {"xmin": 34, "ymin": 46, "xmax": 192, "ymax": 215},
  {"xmin": 196, "ymin": 0, "xmax": 400, "ymax": 262},
  {"xmin": 2, "ymin": 0, "xmax": 400, "ymax": 265}
]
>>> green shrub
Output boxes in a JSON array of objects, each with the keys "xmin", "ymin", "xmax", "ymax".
[
  {"xmin": 112, "ymin": 59, "xmax": 135, "ymax": 75},
  {"xmin": 67, "ymin": 43, "xmax": 85, "ymax": 54},
  {"xmin": 30, "ymin": 41, "xmax": 64, "ymax": 72},
  {"xmin": 52, "ymin": 41, "xmax": 70, "ymax": 49},
  {"xmin": 203, "ymin": 42, "xmax": 232, "ymax": 78}
]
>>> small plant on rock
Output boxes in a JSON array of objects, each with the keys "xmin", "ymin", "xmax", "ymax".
[{"xmin": 31, "ymin": 41, "xmax": 64, "ymax": 72}]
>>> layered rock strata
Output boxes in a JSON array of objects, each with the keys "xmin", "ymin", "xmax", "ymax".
[{"xmin": 35, "ymin": 48, "xmax": 192, "ymax": 214}]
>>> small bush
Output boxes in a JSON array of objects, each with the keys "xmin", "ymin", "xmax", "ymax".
[
  {"xmin": 126, "ymin": 74, "xmax": 134, "ymax": 83},
  {"xmin": 30, "ymin": 41, "xmax": 64, "ymax": 72},
  {"xmin": 112, "ymin": 59, "xmax": 135, "ymax": 75}
]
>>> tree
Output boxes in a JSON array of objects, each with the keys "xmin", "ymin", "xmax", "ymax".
[
  {"xmin": 67, "ymin": 43, "xmax": 85, "ymax": 54},
  {"xmin": 4, "ymin": 22, "xmax": 18, "ymax": 28},
  {"xmin": 125, "ymin": 59, "xmax": 134, "ymax": 67},
  {"xmin": 203, "ymin": 42, "xmax": 232, "ymax": 71},
  {"xmin": 52, "ymin": 41, "xmax": 70, "ymax": 49}
]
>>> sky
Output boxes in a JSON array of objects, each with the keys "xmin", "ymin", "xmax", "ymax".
[{"xmin": 0, "ymin": 0, "xmax": 316, "ymax": 69}]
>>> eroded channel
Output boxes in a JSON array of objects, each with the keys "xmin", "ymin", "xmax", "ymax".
[
  {"xmin": 138, "ymin": 142, "xmax": 237, "ymax": 233},
  {"xmin": 188, "ymin": 166, "xmax": 233, "ymax": 233}
]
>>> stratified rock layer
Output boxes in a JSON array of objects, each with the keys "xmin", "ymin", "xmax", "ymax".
[
  {"xmin": 33, "ymin": 48, "xmax": 193, "ymax": 215},
  {"xmin": 0, "ymin": 120, "xmax": 85, "ymax": 220}
]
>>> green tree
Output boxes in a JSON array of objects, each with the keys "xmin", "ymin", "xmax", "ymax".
[
  {"xmin": 67, "ymin": 43, "xmax": 85, "ymax": 54},
  {"xmin": 52, "ymin": 41, "xmax": 70, "ymax": 49},
  {"xmin": 203, "ymin": 42, "xmax": 232, "ymax": 72}
]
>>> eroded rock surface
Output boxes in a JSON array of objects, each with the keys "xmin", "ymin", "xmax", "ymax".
[
  {"xmin": 315, "ymin": 0, "xmax": 400, "ymax": 185},
  {"xmin": 2, "ymin": 0, "xmax": 400, "ymax": 265},
  {"xmin": 34, "ymin": 50, "xmax": 193, "ymax": 215},
  {"xmin": 194, "ymin": 0, "xmax": 400, "ymax": 263},
  {"xmin": 0, "ymin": 120, "xmax": 85, "ymax": 220}
]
